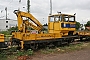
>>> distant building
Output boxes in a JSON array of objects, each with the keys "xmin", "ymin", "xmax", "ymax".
[{"xmin": 0, "ymin": 19, "xmax": 17, "ymax": 31}]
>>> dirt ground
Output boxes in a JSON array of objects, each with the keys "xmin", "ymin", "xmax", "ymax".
[{"xmin": 32, "ymin": 48, "xmax": 90, "ymax": 60}]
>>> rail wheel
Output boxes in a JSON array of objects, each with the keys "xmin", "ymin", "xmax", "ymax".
[{"xmin": 30, "ymin": 43, "xmax": 38, "ymax": 50}]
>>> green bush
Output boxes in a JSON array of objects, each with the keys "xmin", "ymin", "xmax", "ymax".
[
  {"xmin": 17, "ymin": 49, "xmax": 33, "ymax": 56},
  {"xmin": 0, "ymin": 31, "xmax": 10, "ymax": 35},
  {"xmin": 0, "ymin": 51, "xmax": 7, "ymax": 59},
  {"xmin": 8, "ymin": 47, "xmax": 17, "ymax": 52},
  {"xmin": 27, "ymin": 49, "xmax": 33, "ymax": 55},
  {"xmin": 17, "ymin": 50, "xmax": 25, "ymax": 56}
]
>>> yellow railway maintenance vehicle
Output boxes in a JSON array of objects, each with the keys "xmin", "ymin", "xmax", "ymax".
[
  {"xmin": 77, "ymin": 31, "xmax": 90, "ymax": 41},
  {"xmin": 0, "ymin": 34, "xmax": 7, "ymax": 48},
  {"xmin": 11, "ymin": 10, "xmax": 90, "ymax": 50}
]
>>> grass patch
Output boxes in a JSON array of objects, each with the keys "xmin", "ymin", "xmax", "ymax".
[
  {"xmin": 58, "ymin": 43, "xmax": 83, "ymax": 53},
  {"xmin": 0, "ymin": 47, "xmax": 33, "ymax": 60},
  {"xmin": 0, "ymin": 42, "xmax": 90, "ymax": 60},
  {"xmin": 40, "ymin": 42, "xmax": 90, "ymax": 54},
  {"xmin": 40, "ymin": 47, "xmax": 56, "ymax": 54},
  {"xmin": 17, "ymin": 49, "xmax": 33, "ymax": 56}
]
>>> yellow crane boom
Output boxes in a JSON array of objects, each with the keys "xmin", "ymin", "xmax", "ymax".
[
  {"xmin": 14, "ymin": 10, "xmax": 43, "ymax": 32},
  {"xmin": 23, "ymin": 20, "xmax": 41, "ymax": 31}
]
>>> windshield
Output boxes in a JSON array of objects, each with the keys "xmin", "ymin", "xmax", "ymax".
[{"xmin": 69, "ymin": 16, "xmax": 75, "ymax": 22}]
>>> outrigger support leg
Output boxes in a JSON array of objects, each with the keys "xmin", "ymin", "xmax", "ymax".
[{"xmin": 21, "ymin": 41, "xmax": 24, "ymax": 49}]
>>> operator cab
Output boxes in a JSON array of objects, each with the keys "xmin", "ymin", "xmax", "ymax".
[{"xmin": 48, "ymin": 13, "xmax": 76, "ymax": 36}]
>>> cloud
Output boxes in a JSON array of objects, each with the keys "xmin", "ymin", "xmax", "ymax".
[
  {"xmin": 52, "ymin": 0, "xmax": 90, "ymax": 12},
  {"xmin": 0, "ymin": 0, "xmax": 90, "ymax": 24}
]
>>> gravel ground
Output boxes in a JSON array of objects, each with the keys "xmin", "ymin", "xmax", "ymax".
[{"xmin": 32, "ymin": 48, "xmax": 90, "ymax": 60}]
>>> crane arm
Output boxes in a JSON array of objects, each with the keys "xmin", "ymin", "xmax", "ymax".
[
  {"xmin": 14, "ymin": 10, "xmax": 43, "ymax": 32},
  {"xmin": 23, "ymin": 20, "xmax": 41, "ymax": 31}
]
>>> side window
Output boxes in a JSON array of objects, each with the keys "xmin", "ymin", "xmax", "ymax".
[
  {"xmin": 50, "ymin": 17, "xmax": 54, "ymax": 22},
  {"xmin": 63, "ymin": 16, "xmax": 68, "ymax": 22},
  {"xmin": 63, "ymin": 15, "xmax": 69, "ymax": 22},
  {"xmin": 49, "ymin": 16, "xmax": 62, "ymax": 22},
  {"xmin": 69, "ymin": 16, "xmax": 75, "ymax": 22},
  {"xmin": 55, "ymin": 16, "xmax": 59, "ymax": 22}
]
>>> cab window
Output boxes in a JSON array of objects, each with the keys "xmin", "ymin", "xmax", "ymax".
[
  {"xmin": 69, "ymin": 16, "xmax": 75, "ymax": 22},
  {"xmin": 49, "ymin": 15, "xmax": 62, "ymax": 22},
  {"xmin": 63, "ymin": 15, "xmax": 68, "ymax": 22},
  {"xmin": 50, "ymin": 16, "xmax": 54, "ymax": 22},
  {"xmin": 55, "ymin": 16, "xmax": 59, "ymax": 22}
]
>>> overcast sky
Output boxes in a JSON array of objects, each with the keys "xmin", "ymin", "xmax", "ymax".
[{"xmin": 0, "ymin": 0, "xmax": 90, "ymax": 24}]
